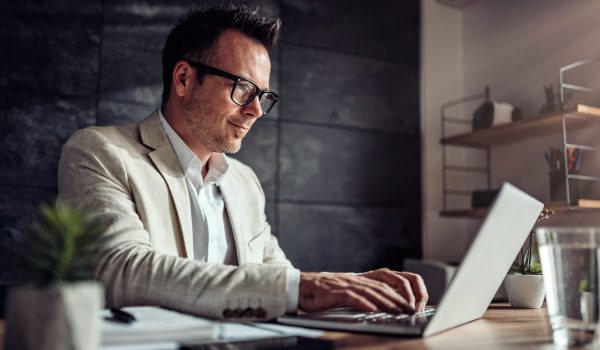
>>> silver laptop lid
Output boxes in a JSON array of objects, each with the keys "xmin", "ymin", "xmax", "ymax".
[{"xmin": 423, "ymin": 182, "xmax": 543, "ymax": 337}]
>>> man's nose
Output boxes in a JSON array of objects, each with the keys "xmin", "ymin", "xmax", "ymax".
[{"xmin": 241, "ymin": 96, "xmax": 264, "ymax": 118}]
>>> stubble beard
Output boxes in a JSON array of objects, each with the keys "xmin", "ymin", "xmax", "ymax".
[{"xmin": 182, "ymin": 92, "xmax": 243, "ymax": 154}]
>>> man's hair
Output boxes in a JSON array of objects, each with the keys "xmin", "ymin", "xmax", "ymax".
[{"xmin": 161, "ymin": 3, "xmax": 281, "ymax": 104}]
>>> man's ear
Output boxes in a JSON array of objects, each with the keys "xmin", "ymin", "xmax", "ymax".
[{"xmin": 172, "ymin": 61, "xmax": 192, "ymax": 98}]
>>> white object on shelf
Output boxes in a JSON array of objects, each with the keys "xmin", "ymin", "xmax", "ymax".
[{"xmin": 492, "ymin": 101, "xmax": 515, "ymax": 126}]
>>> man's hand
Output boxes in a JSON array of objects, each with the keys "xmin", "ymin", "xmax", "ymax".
[
  {"xmin": 359, "ymin": 268, "xmax": 428, "ymax": 312},
  {"xmin": 298, "ymin": 269, "xmax": 428, "ymax": 314}
]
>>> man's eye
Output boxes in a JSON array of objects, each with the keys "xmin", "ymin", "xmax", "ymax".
[{"xmin": 238, "ymin": 82, "xmax": 254, "ymax": 95}]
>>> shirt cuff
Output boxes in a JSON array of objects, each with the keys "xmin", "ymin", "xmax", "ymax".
[{"xmin": 285, "ymin": 268, "xmax": 300, "ymax": 313}]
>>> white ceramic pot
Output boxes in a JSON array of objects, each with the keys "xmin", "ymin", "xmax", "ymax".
[
  {"xmin": 5, "ymin": 281, "xmax": 104, "ymax": 350},
  {"xmin": 504, "ymin": 273, "xmax": 545, "ymax": 308}
]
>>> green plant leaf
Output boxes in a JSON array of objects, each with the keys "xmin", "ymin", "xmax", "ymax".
[
  {"xmin": 529, "ymin": 262, "xmax": 542, "ymax": 274},
  {"xmin": 579, "ymin": 280, "xmax": 590, "ymax": 293},
  {"xmin": 23, "ymin": 201, "xmax": 108, "ymax": 287}
]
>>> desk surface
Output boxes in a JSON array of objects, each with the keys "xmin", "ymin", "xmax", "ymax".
[
  {"xmin": 0, "ymin": 304, "xmax": 557, "ymax": 349},
  {"xmin": 319, "ymin": 304, "xmax": 555, "ymax": 349}
]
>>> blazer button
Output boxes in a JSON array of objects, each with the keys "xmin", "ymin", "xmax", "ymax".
[
  {"xmin": 233, "ymin": 307, "xmax": 244, "ymax": 318},
  {"xmin": 255, "ymin": 307, "xmax": 266, "ymax": 318},
  {"xmin": 222, "ymin": 308, "xmax": 234, "ymax": 319},
  {"xmin": 242, "ymin": 307, "xmax": 255, "ymax": 318}
]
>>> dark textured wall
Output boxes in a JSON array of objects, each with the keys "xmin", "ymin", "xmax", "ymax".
[{"xmin": 0, "ymin": 0, "xmax": 421, "ymax": 284}]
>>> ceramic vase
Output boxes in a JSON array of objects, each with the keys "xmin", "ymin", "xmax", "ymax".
[
  {"xmin": 4, "ymin": 281, "xmax": 104, "ymax": 350},
  {"xmin": 504, "ymin": 273, "xmax": 545, "ymax": 308}
]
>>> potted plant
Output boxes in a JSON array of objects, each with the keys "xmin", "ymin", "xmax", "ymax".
[
  {"xmin": 504, "ymin": 209, "xmax": 553, "ymax": 308},
  {"xmin": 5, "ymin": 201, "xmax": 107, "ymax": 350},
  {"xmin": 504, "ymin": 229, "xmax": 545, "ymax": 308}
]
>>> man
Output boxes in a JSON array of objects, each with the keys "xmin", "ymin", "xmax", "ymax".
[{"xmin": 58, "ymin": 4, "xmax": 427, "ymax": 320}]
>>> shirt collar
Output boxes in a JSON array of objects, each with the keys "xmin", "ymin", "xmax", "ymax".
[{"xmin": 157, "ymin": 108, "xmax": 229, "ymax": 187}]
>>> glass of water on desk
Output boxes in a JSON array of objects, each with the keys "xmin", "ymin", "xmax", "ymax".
[{"xmin": 537, "ymin": 227, "xmax": 600, "ymax": 347}]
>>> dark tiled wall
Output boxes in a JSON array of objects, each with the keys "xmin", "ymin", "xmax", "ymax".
[
  {"xmin": 277, "ymin": 0, "xmax": 421, "ymax": 272},
  {"xmin": 0, "ymin": 0, "xmax": 420, "ymax": 282}
]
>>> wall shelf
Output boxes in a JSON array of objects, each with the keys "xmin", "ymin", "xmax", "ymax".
[
  {"xmin": 440, "ymin": 61, "xmax": 600, "ymax": 218},
  {"xmin": 441, "ymin": 109, "xmax": 599, "ymax": 148},
  {"xmin": 441, "ymin": 200, "xmax": 600, "ymax": 219}
]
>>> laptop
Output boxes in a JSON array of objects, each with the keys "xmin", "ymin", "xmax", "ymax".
[{"xmin": 277, "ymin": 182, "xmax": 543, "ymax": 337}]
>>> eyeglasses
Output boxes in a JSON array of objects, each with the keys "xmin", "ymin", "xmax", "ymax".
[{"xmin": 185, "ymin": 61, "xmax": 279, "ymax": 115}]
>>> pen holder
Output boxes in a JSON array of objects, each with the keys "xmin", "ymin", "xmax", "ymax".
[{"xmin": 549, "ymin": 170, "xmax": 579, "ymax": 203}]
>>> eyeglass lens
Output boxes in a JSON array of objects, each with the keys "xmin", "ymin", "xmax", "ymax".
[
  {"xmin": 232, "ymin": 80, "xmax": 277, "ymax": 113},
  {"xmin": 232, "ymin": 80, "xmax": 255, "ymax": 104},
  {"xmin": 259, "ymin": 93, "xmax": 277, "ymax": 113}
]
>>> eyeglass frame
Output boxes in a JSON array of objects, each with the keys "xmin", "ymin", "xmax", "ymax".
[{"xmin": 185, "ymin": 60, "xmax": 279, "ymax": 115}]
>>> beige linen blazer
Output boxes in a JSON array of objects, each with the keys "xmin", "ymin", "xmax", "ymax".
[{"xmin": 58, "ymin": 111, "xmax": 293, "ymax": 320}]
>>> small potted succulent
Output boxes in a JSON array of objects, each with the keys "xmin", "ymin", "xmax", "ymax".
[
  {"xmin": 504, "ymin": 209, "xmax": 552, "ymax": 308},
  {"xmin": 5, "ymin": 201, "xmax": 107, "ymax": 350}
]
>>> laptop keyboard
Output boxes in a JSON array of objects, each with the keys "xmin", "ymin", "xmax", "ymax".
[{"xmin": 355, "ymin": 307, "xmax": 436, "ymax": 326}]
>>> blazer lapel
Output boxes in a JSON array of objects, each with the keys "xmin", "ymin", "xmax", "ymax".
[
  {"xmin": 219, "ymin": 176, "xmax": 247, "ymax": 264},
  {"xmin": 139, "ymin": 112, "xmax": 194, "ymax": 258}
]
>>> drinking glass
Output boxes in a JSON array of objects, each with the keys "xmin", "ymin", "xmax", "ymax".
[{"xmin": 537, "ymin": 227, "xmax": 600, "ymax": 347}]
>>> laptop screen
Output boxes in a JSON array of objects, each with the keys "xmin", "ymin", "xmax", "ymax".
[{"xmin": 424, "ymin": 182, "xmax": 543, "ymax": 336}]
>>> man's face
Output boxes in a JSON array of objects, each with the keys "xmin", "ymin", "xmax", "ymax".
[{"xmin": 181, "ymin": 30, "xmax": 271, "ymax": 154}]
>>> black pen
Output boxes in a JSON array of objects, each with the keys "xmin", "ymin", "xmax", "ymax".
[{"xmin": 109, "ymin": 308, "xmax": 138, "ymax": 324}]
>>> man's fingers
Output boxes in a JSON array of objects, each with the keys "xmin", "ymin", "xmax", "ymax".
[
  {"xmin": 343, "ymin": 275, "xmax": 416, "ymax": 313},
  {"xmin": 298, "ymin": 271, "xmax": 427, "ymax": 314},
  {"xmin": 362, "ymin": 269, "xmax": 417, "ymax": 311},
  {"xmin": 393, "ymin": 276, "xmax": 417, "ymax": 309},
  {"xmin": 346, "ymin": 283, "xmax": 405, "ymax": 313},
  {"xmin": 398, "ymin": 272, "xmax": 429, "ymax": 312},
  {"xmin": 341, "ymin": 290, "xmax": 378, "ymax": 312},
  {"xmin": 363, "ymin": 278, "xmax": 415, "ymax": 313}
]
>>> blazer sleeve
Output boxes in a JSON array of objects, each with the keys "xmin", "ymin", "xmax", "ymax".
[{"xmin": 57, "ymin": 128, "xmax": 289, "ymax": 320}]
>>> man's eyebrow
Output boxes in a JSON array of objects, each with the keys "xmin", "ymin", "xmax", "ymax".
[{"xmin": 241, "ymin": 75, "xmax": 270, "ymax": 92}]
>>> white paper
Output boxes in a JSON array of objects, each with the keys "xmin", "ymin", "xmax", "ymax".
[
  {"xmin": 217, "ymin": 322, "xmax": 324, "ymax": 341},
  {"xmin": 99, "ymin": 342, "xmax": 178, "ymax": 350},
  {"xmin": 101, "ymin": 307, "xmax": 217, "ymax": 345}
]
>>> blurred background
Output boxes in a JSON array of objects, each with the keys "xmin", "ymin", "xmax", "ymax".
[{"xmin": 0, "ymin": 0, "xmax": 421, "ymax": 289}]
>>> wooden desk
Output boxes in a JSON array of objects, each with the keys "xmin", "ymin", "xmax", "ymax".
[
  {"xmin": 0, "ymin": 304, "xmax": 558, "ymax": 349},
  {"xmin": 319, "ymin": 304, "xmax": 556, "ymax": 349}
]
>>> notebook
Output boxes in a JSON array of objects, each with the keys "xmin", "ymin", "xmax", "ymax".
[
  {"xmin": 101, "ymin": 306, "xmax": 218, "ymax": 346},
  {"xmin": 277, "ymin": 182, "xmax": 543, "ymax": 337}
]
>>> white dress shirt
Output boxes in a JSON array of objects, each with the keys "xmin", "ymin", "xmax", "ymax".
[{"xmin": 158, "ymin": 109, "xmax": 299, "ymax": 312}]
